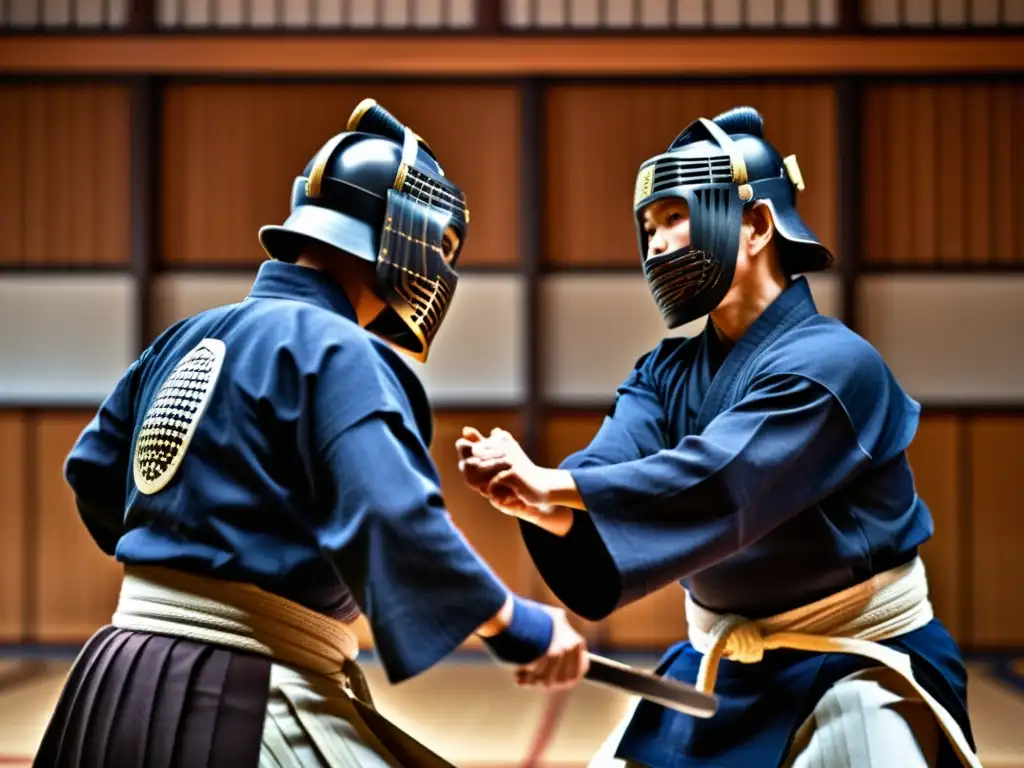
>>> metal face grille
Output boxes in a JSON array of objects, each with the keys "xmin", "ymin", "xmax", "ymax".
[
  {"xmin": 650, "ymin": 155, "xmax": 733, "ymax": 196},
  {"xmin": 133, "ymin": 338, "xmax": 226, "ymax": 495},
  {"xmin": 400, "ymin": 166, "xmax": 469, "ymax": 227},
  {"xmin": 645, "ymin": 247, "xmax": 722, "ymax": 315}
]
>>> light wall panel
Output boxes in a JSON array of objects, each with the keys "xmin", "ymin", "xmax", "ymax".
[
  {"xmin": 862, "ymin": 83, "xmax": 1022, "ymax": 267},
  {"xmin": 906, "ymin": 415, "xmax": 966, "ymax": 642},
  {"xmin": 406, "ymin": 275, "xmax": 525, "ymax": 407},
  {"xmin": 33, "ymin": 411, "xmax": 124, "ymax": 642},
  {"xmin": 0, "ymin": 85, "xmax": 130, "ymax": 266},
  {"xmin": 864, "ymin": 0, "xmax": 1021, "ymax": 26},
  {"xmin": 969, "ymin": 417, "xmax": 1024, "ymax": 647},
  {"xmin": 503, "ymin": 0, "xmax": 838, "ymax": 27},
  {"xmin": 151, "ymin": 272, "xmax": 253, "ymax": 334},
  {"xmin": 153, "ymin": 272, "xmax": 522, "ymax": 406},
  {"xmin": 1, "ymin": 0, "xmax": 128, "ymax": 26},
  {"xmin": 544, "ymin": 84, "xmax": 836, "ymax": 268},
  {"xmin": 154, "ymin": 0, "xmax": 473, "ymax": 28},
  {"xmin": 858, "ymin": 275, "xmax": 1024, "ymax": 404},
  {"xmin": 0, "ymin": 275, "xmax": 135, "ymax": 405},
  {"xmin": 0, "ymin": 413, "xmax": 27, "ymax": 642},
  {"xmin": 162, "ymin": 84, "xmax": 520, "ymax": 269},
  {"xmin": 541, "ymin": 272, "xmax": 840, "ymax": 405}
]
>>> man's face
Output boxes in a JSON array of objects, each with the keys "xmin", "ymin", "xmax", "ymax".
[
  {"xmin": 641, "ymin": 198, "xmax": 691, "ymax": 260},
  {"xmin": 640, "ymin": 197, "xmax": 766, "ymax": 313},
  {"xmin": 441, "ymin": 225, "xmax": 461, "ymax": 266}
]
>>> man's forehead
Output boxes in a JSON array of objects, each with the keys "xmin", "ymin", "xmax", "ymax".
[{"xmin": 642, "ymin": 197, "xmax": 689, "ymax": 219}]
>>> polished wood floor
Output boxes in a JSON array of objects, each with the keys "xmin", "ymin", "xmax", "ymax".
[{"xmin": 2, "ymin": 655, "xmax": 1023, "ymax": 766}]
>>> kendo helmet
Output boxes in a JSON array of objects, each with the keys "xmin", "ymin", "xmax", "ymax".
[
  {"xmin": 258, "ymin": 99, "xmax": 470, "ymax": 363},
  {"xmin": 632, "ymin": 106, "xmax": 833, "ymax": 329}
]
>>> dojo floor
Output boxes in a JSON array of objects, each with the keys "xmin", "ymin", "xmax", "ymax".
[{"xmin": 3, "ymin": 654, "xmax": 1024, "ymax": 767}]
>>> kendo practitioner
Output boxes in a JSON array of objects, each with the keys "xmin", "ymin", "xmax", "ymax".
[
  {"xmin": 34, "ymin": 99, "xmax": 589, "ymax": 768},
  {"xmin": 457, "ymin": 107, "xmax": 980, "ymax": 768}
]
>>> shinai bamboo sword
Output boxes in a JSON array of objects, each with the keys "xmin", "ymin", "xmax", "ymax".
[{"xmin": 584, "ymin": 653, "xmax": 718, "ymax": 718}]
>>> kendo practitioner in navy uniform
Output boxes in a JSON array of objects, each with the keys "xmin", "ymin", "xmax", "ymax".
[
  {"xmin": 457, "ymin": 107, "xmax": 981, "ymax": 768},
  {"xmin": 34, "ymin": 99, "xmax": 589, "ymax": 768}
]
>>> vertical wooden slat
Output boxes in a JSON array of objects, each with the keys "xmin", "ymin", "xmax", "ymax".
[
  {"xmin": 907, "ymin": 415, "xmax": 966, "ymax": 642},
  {"xmin": 0, "ymin": 87, "xmax": 25, "ymax": 266},
  {"xmin": 32, "ymin": 411, "xmax": 123, "ymax": 643},
  {"xmin": 836, "ymin": 77, "xmax": 861, "ymax": 332},
  {"xmin": 95, "ymin": 85, "xmax": 132, "ymax": 266},
  {"xmin": 935, "ymin": 86, "xmax": 966, "ymax": 266},
  {"xmin": 969, "ymin": 416, "xmax": 1024, "ymax": 647},
  {"xmin": 161, "ymin": 84, "xmax": 187, "ymax": 264},
  {"xmin": 887, "ymin": 86, "xmax": 914, "ymax": 263},
  {"xmin": 128, "ymin": 0, "xmax": 156, "ymax": 29},
  {"xmin": 0, "ymin": 412, "xmax": 27, "ymax": 642},
  {"xmin": 476, "ymin": 0, "xmax": 501, "ymax": 30},
  {"xmin": 990, "ymin": 84, "xmax": 1014, "ymax": 265},
  {"xmin": 861, "ymin": 85, "xmax": 888, "ymax": 266},
  {"xmin": 520, "ymin": 78, "xmax": 543, "ymax": 557},
  {"xmin": 130, "ymin": 77, "xmax": 160, "ymax": 351},
  {"xmin": 52, "ymin": 87, "xmax": 76, "ymax": 264},
  {"xmin": 1017, "ymin": 84, "xmax": 1024, "ymax": 265},
  {"xmin": 22, "ymin": 87, "xmax": 50, "ymax": 266},
  {"xmin": 909, "ymin": 86, "xmax": 938, "ymax": 266},
  {"xmin": 963, "ymin": 86, "xmax": 992, "ymax": 265},
  {"xmin": 68, "ymin": 86, "xmax": 98, "ymax": 265}
]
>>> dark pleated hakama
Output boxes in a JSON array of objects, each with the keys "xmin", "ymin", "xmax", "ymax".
[{"xmin": 33, "ymin": 626, "xmax": 271, "ymax": 768}]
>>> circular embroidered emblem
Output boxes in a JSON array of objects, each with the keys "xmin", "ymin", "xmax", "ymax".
[{"xmin": 133, "ymin": 338, "xmax": 226, "ymax": 495}]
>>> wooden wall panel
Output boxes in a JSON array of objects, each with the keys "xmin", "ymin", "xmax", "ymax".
[
  {"xmin": 541, "ymin": 411, "xmax": 689, "ymax": 647},
  {"xmin": 432, "ymin": 411, "xmax": 527, "ymax": 649},
  {"xmin": 544, "ymin": 84, "xmax": 836, "ymax": 267},
  {"xmin": 862, "ymin": 83, "xmax": 1023, "ymax": 267},
  {"xmin": 906, "ymin": 415, "xmax": 966, "ymax": 642},
  {"xmin": 969, "ymin": 416, "xmax": 1024, "ymax": 647},
  {"xmin": 432, "ymin": 411, "xmax": 530, "ymax": 594},
  {"xmin": 32, "ymin": 411, "xmax": 123, "ymax": 643},
  {"xmin": 162, "ymin": 84, "xmax": 520, "ymax": 269},
  {"xmin": 0, "ymin": 85, "xmax": 130, "ymax": 267},
  {"xmin": 0, "ymin": 413, "xmax": 27, "ymax": 642}
]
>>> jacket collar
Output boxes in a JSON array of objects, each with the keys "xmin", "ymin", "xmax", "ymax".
[{"xmin": 247, "ymin": 260, "xmax": 358, "ymax": 323}]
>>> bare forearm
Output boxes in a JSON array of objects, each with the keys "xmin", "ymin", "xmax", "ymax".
[
  {"xmin": 529, "ymin": 469, "xmax": 582, "ymax": 537},
  {"xmin": 475, "ymin": 593, "xmax": 514, "ymax": 637}
]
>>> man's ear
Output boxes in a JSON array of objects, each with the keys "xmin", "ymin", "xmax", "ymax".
[{"xmin": 745, "ymin": 201, "xmax": 776, "ymax": 259}]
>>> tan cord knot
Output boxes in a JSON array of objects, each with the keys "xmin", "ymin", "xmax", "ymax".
[
  {"xmin": 721, "ymin": 620, "xmax": 766, "ymax": 664},
  {"xmin": 695, "ymin": 614, "xmax": 761, "ymax": 694}
]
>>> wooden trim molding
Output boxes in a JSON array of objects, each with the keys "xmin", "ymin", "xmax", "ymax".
[{"xmin": 2, "ymin": 35, "xmax": 1023, "ymax": 76}]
